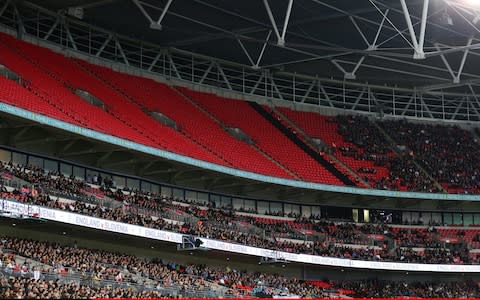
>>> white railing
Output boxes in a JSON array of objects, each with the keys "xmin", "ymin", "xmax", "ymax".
[{"xmin": 0, "ymin": 1, "xmax": 478, "ymax": 123}]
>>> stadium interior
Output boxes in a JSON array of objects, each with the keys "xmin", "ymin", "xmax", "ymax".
[{"xmin": 0, "ymin": 0, "xmax": 480, "ymax": 298}]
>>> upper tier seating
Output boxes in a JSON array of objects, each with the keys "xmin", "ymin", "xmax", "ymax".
[
  {"xmin": 74, "ymin": 62, "xmax": 293, "ymax": 179},
  {"xmin": 0, "ymin": 33, "xmax": 223, "ymax": 164},
  {"xmin": 0, "ymin": 32, "xmax": 478, "ymax": 193},
  {"xmin": 180, "ymin": 89, "xmax": 345, "ymax": 185},
  {"xmin": 278, "ymin": 108, "xmax": 391, "ymax": 186},
  {"xmin": 380, "ymin": 119, "xmax": 480, "ymax": 194}
]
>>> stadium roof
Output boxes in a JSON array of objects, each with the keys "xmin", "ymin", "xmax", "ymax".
[{"xmin": 25, "ymin": 0, "xmax": 480, "ymax": 95}]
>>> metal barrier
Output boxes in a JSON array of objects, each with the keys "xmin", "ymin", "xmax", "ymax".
[{"xmin": 1, "ymin": 1, "xmax": 479, "ymax": 123}]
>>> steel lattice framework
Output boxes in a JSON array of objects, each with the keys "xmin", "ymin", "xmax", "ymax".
[{"xmin": 2, "ymin": 0, "xmax": 480, "ymax": 122}]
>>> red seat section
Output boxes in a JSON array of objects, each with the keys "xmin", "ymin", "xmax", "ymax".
[
  {"xmin": 278, "ymin": 108, "xmax": 391, "ymax": 185},
  {"xmin": 0, "ymin": 40, "xmax": 151, "ymax": 144},
  {"xmin": 181, "ymin": 89, "xmax": 345, "ymax": 185},
  {"xmin": 75, "ymin": 63, "xmax": 293, "ymax": 178},
  {"xmin": 0, "ymin": 33, "xmax": 223, "ymax": 164},
  {"xmin": 0, "ymin": 76, "xmax": 72, "ymax": 123}
]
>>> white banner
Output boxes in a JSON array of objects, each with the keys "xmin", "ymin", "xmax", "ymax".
[{"xmin": 1, "ymin": 199, "xmax": 479, "ymax": 273}]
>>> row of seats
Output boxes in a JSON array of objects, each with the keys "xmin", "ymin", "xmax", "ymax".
[
  {"xmin": 181, "ymin": 89, "xmax": 345, "ymax": 185},
  {"xmin": 278, "ymin": 108, "xmax": 391, "ymax": 186},
  {"xmin": 0, "ymin": 33, "xmax": 223, "ymax": 164},
  {"xmin": 0, "ymin": 32, "xmax": 478, "ymax": 192},
  {"xmin": 78, "ymin": 63, "xmax": 292, "ymax": 178}
]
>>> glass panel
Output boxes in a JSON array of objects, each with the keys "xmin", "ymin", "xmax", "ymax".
[
  {"xmin": 220, "ymin": 196, "xmax": 232, "ymax": 209},
  {"xmin": 411, "ymin": 212, "xmax": 420, "ymax": 224},
  {"xmin": 12, "ymin": 152, "xmax": 26, "ymax": 165},
  {"xmin": 151, "ymin": 184, "xmax": 159, "ymax": 194},
  {"xmin": 112, "ymin": 175, "xmax": 125, "ymax": 188},
  {"xmin": 43, "ymin": 159, "xmax": 57, "ymax": 172},
  {"xmin": 257, "ymin": 201, "xmax": 268, "ymax": 214},
  {"xmin": 352, "ymin": 209, "xmax": 359, "ymax": 223},
  {"xmin": 210, "ymin": 194, "xmax": 220, "ymax": 208},
  {"xmin": 311, "ymin": 206, "xmax": 321, "ymax": 219},
  {"xmin": 420, "ymin": 212, "xmax": 431, "ymax": 225},
  {"xmin": 232, "ymin": 198, "xmax": 243, "ymax": 210},
  {"xmin": 161, "ymin": 186, "xmax": 172, "ymax": 197},
  {"xmin": 244, "ymin": 199, "xmax": 255, "ymax": 212},
  {"xmin": 28, "ymin": 156, "xmax": 43, "ymax": 168},
  {"xmin": 173, "ymin": 188, "xmax": 184, "ymax": 200},
  {"xmin": 475, "ymin": 214, "xmax": 480, "ymax": 225},
  {"xmin": 453, "ymin": 213, "xmax": 463, "ymax": 225},
  {"xmin": 302, "ymin": 205, "xmax": 312, "ymax": 217},
  {"xmin": 402, "ymin": 212, "xmax": 411, "ymax": 224},
  {"xmin": 431, "ymin": 213, "xmax": 442, "ymax": 225},
  {"xmin": 269, "ymin": 202, "xmax": 282, "ymax": 214},
  {"xmin": 60, "ymin": 163, "xmax": 72, "ymax": 176},
  {"xmin": 291, "ymin": 204, "xmax": 300, "ymax": 216},
  {"xmin": 86, "ymin": 170, "xmax": 99, "ymax": 184},
  {"xmin": 141, "ymin": 181, "xmax": 151, "ymax": 192},
  {"xmin": 363, "ymin": 209, "xmax": 370, "ymax": 223},
  {"xmin": 0, "ymin": 149, "xmax": 11, "ymax": 163},
  {"xmin": 185, "ymin": 190, "xmax": 197, "ymax": 202},
  {"xmin": 443, "ymin": 213, "xmax": 453, "ymax": 225},
  {"xmin": 73, "ymin": 166, "xmax": 85, "ymax": 180},
  {"xmin": 126, "ymin": 178, "xmax": 139, "ymax": 190},
  {"xmin": 197, "ymin": 192, "xmax": 208, "ymax": 205},
  {"xmin": 464, "ymin": 214, "xmax": 473, "ymax": 226}
]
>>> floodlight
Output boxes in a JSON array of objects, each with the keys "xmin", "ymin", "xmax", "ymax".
[{"xmin": 464, "ymin": 0, "xmax": 480, "ymax": 7}]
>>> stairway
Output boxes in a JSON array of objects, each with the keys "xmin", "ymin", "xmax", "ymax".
[
  {"xmin": 372, "ymin": 120, "xmax": 446, "ymax": 193},
  {"xmin": 173, "ymin": 87, "xmax": 302, "ymax": 180},
  {"xmin": 249, "ymin": 102, "xmax": 356, "ymax": 186},
  {"xmin": 269, "ymin": 105, "xmax": 371, "ymax": 188}
]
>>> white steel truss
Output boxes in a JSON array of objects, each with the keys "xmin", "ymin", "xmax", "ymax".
[{"xmin": 1, "ymin": 0, "xmax": 480, "ymax": 123}]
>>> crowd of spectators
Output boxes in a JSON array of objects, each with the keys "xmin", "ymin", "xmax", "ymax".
[
  {"xmin": 336, "ymin": 115, "xmax": 440, "ymax": 192},
  {"xmin": 1, "ymin": 237, "xmax": 479, "ymax": 299},
  {"xmin": 380, "ymin": 119, "xmax": 480, "ymax": 194},
  {"xmin": 0, "ymin": 161, "xmax": 478, "ymax": 265},
  {"xmin": 335, "ymin": 115, "xmax": 480, "ymax": 194}
]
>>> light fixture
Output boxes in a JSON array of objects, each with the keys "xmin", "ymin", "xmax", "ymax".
[{"xmin": 464, "ymin": 0, "xmax": 480, "ymax": 7}]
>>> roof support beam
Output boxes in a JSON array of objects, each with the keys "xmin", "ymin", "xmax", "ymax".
[
  {"xmin": 299, "ymin": 80, "xmax": 316, "ymax": 103},
  {"xmin": 455, "ymin": 38, "xmax": 473, "ymax": 84},
  {"xmin": 216, "ymin": 62, "xmax": 232, "ymax": 90},
  {"xmin": 367, "ymin": 0, "xmax": 414, "ymax": 49},
  {"xmin": 255, "ymin": 30, "xmax": 272, "ymax": 69},
  {"xmin": 132, "ymin": 0, "xmax": 153, "ymax": 23},
  {"xmin": 399, "ymin": 0, "xmax": 429, "ymax": 59},
  {"xmin": 115, "ymin": 39, "xmax": 129, "ymax": 66},
  {"xmin": 349, "ymin": 16, "xmax": 370, "ymax": 47},
  {"xmin": 0, "ymin": 0, "xmax": 11, "ymax": 18},
  {"xmin": 418, "ymin": 0, "xmax": 429, "ymax": 52},
  {"xmin": 132, "ymin": 0, "xmax": 174, "ymax": 30},
  {"xmin": 147, "ymin": 52, "xmax": 162, "ymax": 72},
  {"xmin": 237, "ymin": 39, "xmax": 255, "ymax": 67},
  {"xmin": 262, "ymin": 0, "xmax": 294, "ymax": 46},
  {"xmin": 435, "ymin": 38, "xmax": 473, "ymax": 84},
  {"xmin": 262, "ymin": 0, "xmax": 281, "ymax": 45},
  {"xmin": 43, "ymin": 17, "xmax": 59, "ymax": 40},
  {"xmin": 96, "ymin": 34, "xmax": 112, "ymax": 57},
  {"xmin": 64, "ymin": 23, "xmax": 78, "ymax": 51},
  {"xmin": 198, "ymin": 61, "xmax": 214, "ymax": 84},
  {"xmin": 151, "ymin": 0, "xmax": 174, "ymax": 30},
  {"xmin": 371, "ymin": 9, "xmax": 389, "ymax": 50},
  {"xmin": 281, "ymin": 0, "xmax": 294, "ymax": 45},
  {"xmin": 332, "ymin": 56, "xmax": 365, "ymax": 80}
]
